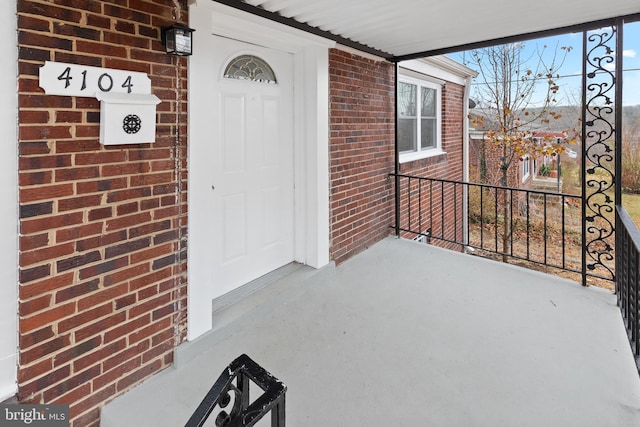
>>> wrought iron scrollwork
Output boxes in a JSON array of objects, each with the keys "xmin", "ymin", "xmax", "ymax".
[
  {"xmin": 186, "ymin": 354, "xmax": 286, "ymax": 427},
  {"xmin": 582, "ymin": 26, "xmax": 617, "ymax": 281},
  {"xmin": 214, "ymin": 383, "xmax": 243, "ymax": 426}
]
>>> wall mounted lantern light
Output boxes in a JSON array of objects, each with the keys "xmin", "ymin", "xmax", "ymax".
[{"xmin": 162, "ymin": 24, "xmax": 195, "ymax": 56}]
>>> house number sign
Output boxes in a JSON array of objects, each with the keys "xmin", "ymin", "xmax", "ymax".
[{"xmin": 39, "ymin": 61, "xmax": 151, "ymax": 97}]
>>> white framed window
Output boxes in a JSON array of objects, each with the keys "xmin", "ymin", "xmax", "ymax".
[
  {"xmin": 398, "ymin": 74, "xmax": 443, "ymax": 162},
  {"xmin": 522, "ymin": 154, "xmax": 530, "ymax": 181},
  {"xmin": 223, "ymin": 55, "xmax": 277, "ymax": 84}
]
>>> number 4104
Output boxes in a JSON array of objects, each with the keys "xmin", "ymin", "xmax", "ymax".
[{"xmin": 57, "ymin": 66, "xmax": 135, "ymax": 93}]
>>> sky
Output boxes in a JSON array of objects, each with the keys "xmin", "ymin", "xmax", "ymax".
[{"xmin": 448, "ymin": 21, "xmax": 640, "ymax": 107}]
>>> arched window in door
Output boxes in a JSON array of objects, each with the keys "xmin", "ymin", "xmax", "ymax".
[{"xmin": 223, "ymin": 55, "xmax": 277, "ymax": 84}]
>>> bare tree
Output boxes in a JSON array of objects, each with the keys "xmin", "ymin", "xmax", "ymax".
[{"xmin": 465, "ymin": 42, "xmax": 579, "ymax": 260}]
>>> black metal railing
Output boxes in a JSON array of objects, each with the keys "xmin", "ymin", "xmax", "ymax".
[
  {"xmin": 391, "ymin": 173, "xmax": 613, "ymax": 283},
  {"xmin": 616, "ymin": 206, "xmax": 640, "ymax": 368},
  {"xmin": 186, "ymin": 354, "xmax": 286, "ymax": 427}
]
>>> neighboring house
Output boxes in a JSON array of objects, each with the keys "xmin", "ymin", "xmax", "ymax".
[
  {"xmin": 3, "ymin": 1, "xmax": 475, "ymax": 425},
  {"xmin": 468, "ymin": 121, "xmax": 533, "ymax": 190},
  {"xmin": 531, "ymin": 131, "xmax": 574, "ymax": 179},
  {"xmin": 468, "ymin": 102, "xmax": 582, "ymax": 192},
  {"xmin": 469, "ymin": 120, "xmax": 573, "ymax": 190}
]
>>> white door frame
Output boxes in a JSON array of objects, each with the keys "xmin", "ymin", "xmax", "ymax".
[
  {"xmin": 187, "ymin": 1, "xmax": 333, "ymax": 340},
  {"xmin": 0, "ymin": 0, "xmax": 18, "ymax": 400}
]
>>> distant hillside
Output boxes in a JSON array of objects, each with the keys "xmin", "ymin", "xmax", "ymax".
[{"xmin": 469, "ymin": 105, "xmax": 640, "ymax": 135}]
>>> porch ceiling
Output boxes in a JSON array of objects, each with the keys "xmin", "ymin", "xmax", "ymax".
[{"xmin": 214, "ymin": 0, "xmax": 640, "ymax": 59}]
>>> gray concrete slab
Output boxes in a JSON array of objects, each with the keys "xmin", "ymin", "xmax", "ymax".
[{"xmin": 102, "ymin": 237, "xmax": 640, "ymax": 426}]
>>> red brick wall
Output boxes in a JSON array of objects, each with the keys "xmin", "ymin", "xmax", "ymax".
[
  {"xmin": 398, "ymin": 82, "xmax": 466, "ymax": 250},
  {"xmin": 328, "ymin": 49, "xmax": 395, "ymax": 264},
  {"xmin": 469, "ymin": 136, "xmax": 530, "ymax": 188},
  {"xmin": 329, "ymin": 50, "xmax": 469, "ymax": 261},
  {"xmin": 17, "ymin": 1, "xmax": 188, "ymax": 425},
  {"xmin": 469, "ymin": 135, "xmax": 535, "ymax": 217}
]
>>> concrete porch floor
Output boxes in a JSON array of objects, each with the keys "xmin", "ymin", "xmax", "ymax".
[{"xmin": 102, "ymin": 237, "xmax": 640, "ymax": 426}]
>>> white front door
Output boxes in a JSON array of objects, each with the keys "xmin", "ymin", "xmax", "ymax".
[
  {"xmin": 210, "ymin": 38, "xmax": 295, "ymax": 297},
  {"xmin": 189, "ymin": 34, "xmax": 295, "ymax": 330},
  {"xmin": 188, "ymin": 1, "xmax": 332, "ymax": 340}
]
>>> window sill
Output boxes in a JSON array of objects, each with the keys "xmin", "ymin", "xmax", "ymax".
[{"xmin": 399, "ymin": 149, "xmax": 446, "ymax": 164}]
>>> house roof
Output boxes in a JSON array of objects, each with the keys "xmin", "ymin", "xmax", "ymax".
[{"xmin": 214, "ymin": 0, "xmax": 640, "ymax": 60}]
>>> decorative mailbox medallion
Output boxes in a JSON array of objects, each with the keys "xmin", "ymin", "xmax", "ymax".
[{"xmin": 123, "ymin": 115, "xmax": 142, "ymax": 134}]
